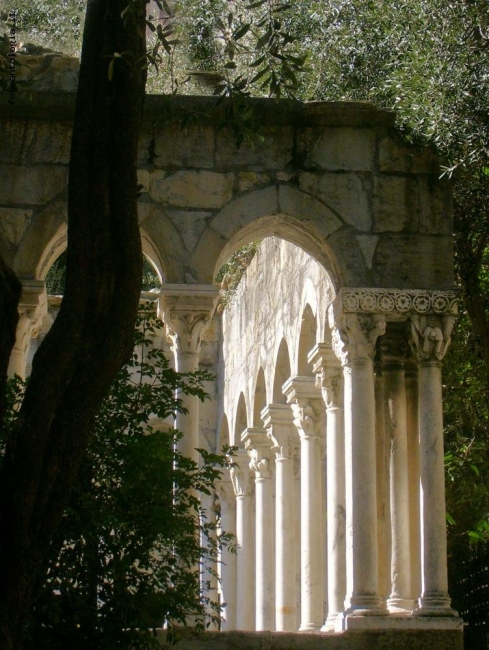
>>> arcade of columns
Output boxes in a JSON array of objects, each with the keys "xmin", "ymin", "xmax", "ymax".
[
  {"xmin": 157, "ymin": 261, "xmax": 459, "ymax": 634},
  {"xmin": 8, "ymin": 245, "xmax": 461, "ymax": 637}
]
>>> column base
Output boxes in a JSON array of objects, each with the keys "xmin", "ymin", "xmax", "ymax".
[
  {"xmin": 345, "ymin": 594, "xmax": 388, "ymax": 616},
  {"xmin": 320, "ymin": 613, "xmax": 341, "ymax": 633},
  {"xmin": 413, "ymin": 596, "xmax": 458, "ymax": 617},
  {"xmin": 387, "ymin": 597, "xmax": 416, "ymax": 613},
  {"xmin": 299, "ymin": 623, "xmax": 322, "ymax": 634},
  {"xmin": 335, "ymin": 612, "xmax": 464, "ymax": 633}
]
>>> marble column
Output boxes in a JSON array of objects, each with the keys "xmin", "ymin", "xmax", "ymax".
[
  {"xmin": 283, "ymin": 376, "xmax": 325, "ymax": 633},
  {"xmin": 380, "ymin": 324, "xmax": 414, "ymax": 612},
  {"xmin": 406, "ymin": 359, "xmax": 421, "ymax": 605},
  {"xmin": 329, "ymin": 304, "xmax": 387, "ymax": 617},
  {"xmin": 374, "ymin": 357, "xmax": 391, "ymax": 605},
  {"xmin": 230, "ymin": 448, "xmax": 255, "ymax": 630},
  {"xmin": 309, "ymin": 344, "xmax": 347, "ymax": 632},
  {"xmin": 216, "ymin": 475, "xmax": 237, "ymax": 630},
  {"xmin": 200, "ymin": 491, "xmax": 219, "ymax": 628},
  {"xmin": 243, "ymin": 427, "xmax": 275, "ymax": 631},
  {"xmin": 8, "ymin": 280, "xmax": 50, "ymax": 379},
  {"xmin": 410, "ymin": 314, "xmax": 457, "ymax": 616},
  {"xmin": 159, "ymin": 284, "xmax": 219, "ymax": 463},
  {"xmin": 262, "ymin": 403, "xmax": 298, "ymax": 632}
]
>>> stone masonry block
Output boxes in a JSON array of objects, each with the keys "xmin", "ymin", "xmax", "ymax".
[
  {"xmin": 299, "ymin": 171, "xmax": 371, "ymax": 231},
  {"xmin": 373, "ymin": 176, "xmax": 419, "ymax": 232},
  {"xmin": 215, "ymin": 125, "xmax": 293, "ymax": 169},
  {"xmin": 302, "ymin": 127, "xmax": 376, "ymax": 171},
  {"xmin": 0, "ymin": 208, "xmax": 32, "ymax": 246},
  {"xmin": 0, "ymin": 165, "xmax": 67, "ymax": 205},
  {"xmin": 24, "ymin": 121, "xmax": 72, "ymax": 164},
  {"xmin": 372, "ymin": 234, "xmax": 454, "ymax": 289},
  {"xmin": 149, "ymin": 170, "xmax": 234, "ymax": 209},
  {"xmin": 154, "ymin": 123, "xmax": 214, "ymax": 168},
  {"xmin": 379, "ymin": 136, "xmax": 439, "ymax": 174}
]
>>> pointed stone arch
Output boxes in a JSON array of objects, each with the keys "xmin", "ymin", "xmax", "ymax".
[
  {"xmin": 297, "ymin": 303, "xmax": 317, "ymax": 376},
  {"xmin": 273, "ymin": 338, "xmax": 292, "ymax": 404},
  {"xmin": 252, "ymin": 367, "xmax": 267, "ymax": 427},
  {"xmin": 234, "ymin": 392, "xmax": 248, "ymax": 446}
]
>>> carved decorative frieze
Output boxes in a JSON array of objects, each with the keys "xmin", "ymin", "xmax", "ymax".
[{"xmin": 339, "ymin": 288, "xmax": 458, "ymax": 316}]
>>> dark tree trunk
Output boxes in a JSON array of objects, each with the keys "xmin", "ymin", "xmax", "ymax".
[
  {"xmin": 0, "ymin": 1, "xmax": 147, "ymax": 647},
  {"xmin": 0, "ymin": 259, "xmax": 21, "ymax": 428}
]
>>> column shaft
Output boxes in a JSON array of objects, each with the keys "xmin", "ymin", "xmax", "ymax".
[
  {"xmin": 344, "ymin": 358, "xmax": 384, "ymax": 613},
  {"xmin": 218, "ymin": 483, "xmax": 237, "ymax": 630},
  {"xmin": 417, "ymin": 361, "xmax": 452, "ymax": 612},
  {"xmin": 255, "ymin": 474, "xmax": 274, "ymax": 630},
  {"xmin": 275, "ymin": 455, "xmax": 297, "ymax": 631},
  {"xmin": 236, "ymin": 493, "xmax": 255, "ymax": 629}
]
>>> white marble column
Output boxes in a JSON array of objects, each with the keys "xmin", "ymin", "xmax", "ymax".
[
  {"xmin": 230, "ymin": 448, "xmax": 255, "ymax": 630},
  {"xmin": 8, "ymin": 280, "xmax": 49, "ymax": 379},
  {"xmin": 262, "ymin": 404, "xmax": 298, "ymax": 632},
  {"xmin": 216, "ymin": 475, "xmax": 237, "ymax": 630},
  {"xmin": 243, "ymin": 427, "xmax": 275, "ymax": 631},
  {"xmin": 200, "ymin": 491, "xmax": 219, "ymax": 628},
  {"xmin": 283, "ymin": 377, "xmax": 325, "ymax": 633},
  {"xmin": 329, "ymin": 305, "xmax": 387, "ymax": 618},
  {"xmin": 159, "ymin": 284, "xmax": 219, "ymax": 463},
  {"xmin": 406, "ymin": 360, "xmax": 421, "ymax": 605},
  {"xmin": 380, "ymin": 325, "xmax": 414, "ymax": 612},
  {"xmin": 410, "ymin": 314, "xmax": 457, "ymax": 616},
  {"xmin": 309, "ymin": 344, "xmax": 346, "ymax": 632},
  {"xmin": 374, "ymin": 358, "xmax": 391, "ymax": 604}
]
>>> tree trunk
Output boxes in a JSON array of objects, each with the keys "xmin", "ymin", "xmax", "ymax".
[{"xmin": 0, "ymin": 1, "xmax": 147, "ymax": 647}]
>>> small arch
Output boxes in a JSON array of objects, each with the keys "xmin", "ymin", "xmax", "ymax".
[
  {"xmin": 252, "ymin": 368, "xmax": 267, "ymax": 427},
  {"xmin": 217, "ymin": 414, "xmax": 230, "ymax": 453},
  {"xmin": 273, "ymin": 338, "xmax": 292, "ymax": 403},
  {"xmin": 297, "ymin": 304, "xmax": 317, "ymax": 376},
  {"xmin": 234, "ymin": 392, "xmax": 248, "ymax": 445}
]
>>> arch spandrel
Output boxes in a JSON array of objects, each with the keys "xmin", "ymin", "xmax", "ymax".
[{"xmin": 190, "ymin": 185, "xmax": 369, "ymax": 290}]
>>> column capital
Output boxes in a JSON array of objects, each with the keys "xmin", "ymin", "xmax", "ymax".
[
  {"xmin": 261, "ymin": 404, "xmax": 298, "ymax": 460},
  {"xmin": 283, "ymin": 376, "xmax": 325, "ymax": 440},
  {"xmin": 215, "ymin": 474, "xmax": 237, "ymax": 512},
  {"xmin": 409, "ymin": 313, "xmax": 454, "ymax": 363},
  {"xmin": 242, "ymin": 427, "xmax": 273, "ymax": 479},
  {"xmin": 158, "ymin": 283, "xmax": 220, "ymax": 355},
  {"xmin": 329, "ymin": 310, "xmax": 386, "ymax": 366},
  {"xmin": 308, "ymin": 343, "xmax": 343, "ymax": 409},
  {"xmin": 230, "ymin": 448, "xmax": 255, "ymax": 497}
]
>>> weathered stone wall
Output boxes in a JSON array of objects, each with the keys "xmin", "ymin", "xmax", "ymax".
[
  {"xmin": 221, "ymin": 237, "xmax": 334, "ymax": 442},
  {"xmin": 0, "ymin": 92, "xmax": 453, "ymax": 292}
]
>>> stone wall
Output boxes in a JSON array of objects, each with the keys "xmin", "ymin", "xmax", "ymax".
[{"xmin": 0, "ymin": 92, "xmax": 453, "ymax": 292}]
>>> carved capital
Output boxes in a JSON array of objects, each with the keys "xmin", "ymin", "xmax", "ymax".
[
  {"xmin": 409, "ymin": 314, "xmax": 454, "ymax": 362},
  {"xmin": 13, "ymin": 280, "xmax": 50, "ymax": 355},
  {"xmin": 215, "ymin": 474, "xmax": 237, "ymax": 512},
  {"xmin": 308, "ymin": 343, "xmax": 343, "ymax": 409},
  {"xmin": 242, "ymin": 427, "xmax": 273, "ymax": 479},
  {"xmin": 261, "ymin": 404, "xmax": 298, "ymax": 460},
  {"xmin": 158, "ymin": 284, "xmax": 219, "ymax": 355},
  {"xmin": 283, "ymin": 377, "xmax": 325, "ymax": 441},
  {"xmin": 329, "ymin": 309, "xmax": 386, "ymax": 365},
  {"xmin": 230, "ymin": 449, "xmax": 255, "ymax": 497}
]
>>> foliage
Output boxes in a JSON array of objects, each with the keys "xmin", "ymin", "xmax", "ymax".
[
  {"xmin": 215, "ymin": 241, "xmax": 260, "ymax": 306},
  {"xmin": 46, "ymin": 252, "xmax": 160, "ymax": 295},
  {"xmin": 1, "ymin": 0, "xmax": 85, "ymax": 56},
  {"xmin": 2, "ymin": 308, "xmax": 233, "ymax": 649}
]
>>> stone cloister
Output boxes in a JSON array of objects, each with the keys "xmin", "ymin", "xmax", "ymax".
[{"xmin": 0, "ymin": 91, "xmax": 463, "ymax": 647}]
